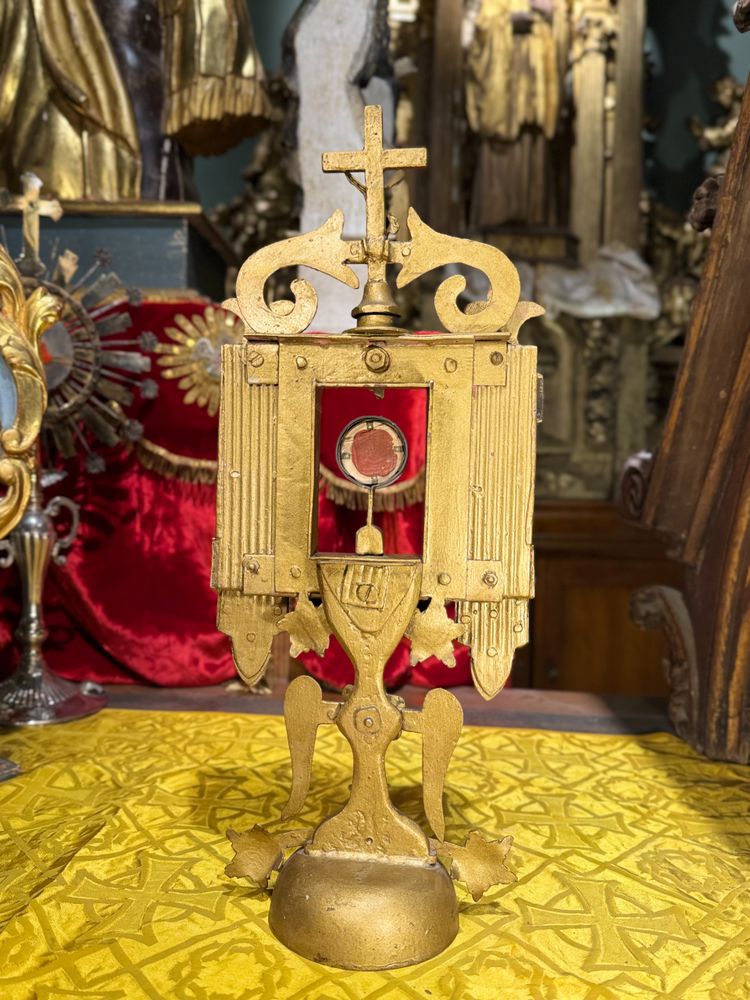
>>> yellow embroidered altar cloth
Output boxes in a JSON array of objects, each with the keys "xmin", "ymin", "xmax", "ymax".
[{"xmin": 1, "ymin": 709, "xmax": 749, "ymax": 999}]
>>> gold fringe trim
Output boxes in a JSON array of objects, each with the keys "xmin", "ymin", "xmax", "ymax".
[
  {"xmin": 140, "ymin": 290, "xmax": 209, "ymax": 303},
  {"xmin": 320, "ymin": 464, "xmax": 425, "ymax": 512},
  {"xmin": 166, "ymin": 77, "xmax": 268, "ymax": 149},
  {"xmin": 133, "ymin": 441, "xmax": 425, "ymax": 508},
  {"xmin": 135, "ymin": 438, "xmax": 218, "ymax": 484}
]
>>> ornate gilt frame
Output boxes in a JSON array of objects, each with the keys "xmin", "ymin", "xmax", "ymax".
[{"xmin": 0, "ymin": 245, "xmax": 58, "ymax": 538}]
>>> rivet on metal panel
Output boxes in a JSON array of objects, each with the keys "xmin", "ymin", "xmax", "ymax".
[{"xmin": 364, "ymin": 346, "xmax": 390, "ymax": 372}]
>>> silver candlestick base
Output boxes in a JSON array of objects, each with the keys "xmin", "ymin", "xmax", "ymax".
[
  {"xmin": 0, "ymin": 668, "xmax": 106, "ymax": 728},
  {"xmin": 0, "ymin": 469, "xmax": 107, "ymax": 727}
]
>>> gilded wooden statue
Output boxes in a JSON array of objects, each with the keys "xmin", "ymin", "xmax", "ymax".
[
  {"xmin": 0, "ymin": 0, "xmax": 268, "ymax": 201},
  {"xmin": 466, "ymin": 0, "xmax": 570, "ymax": 230},
  {"xmin": 212, "ymin": 105, "xmax": 541, "ymax": 969},
  {"xmin": 466, "ymin": 0, "xmax": 645, "ymax": 263}
]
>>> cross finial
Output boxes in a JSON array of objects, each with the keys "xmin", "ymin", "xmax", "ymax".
[
  {"xmin": 1, "ymin": 173, "xmax": 63, "ymax": 277},
  {"xmin": 322, "ymin": 106, "xmax": 426, "ymax": 280}
]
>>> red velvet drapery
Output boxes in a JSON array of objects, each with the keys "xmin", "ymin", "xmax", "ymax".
[
  {"xmin": 0, "ymin": 300, "xmax": 233, "ymax": 686},
  {"xmin": 0, "ymin": 302, "xmax": 471, "ymax": 688}
]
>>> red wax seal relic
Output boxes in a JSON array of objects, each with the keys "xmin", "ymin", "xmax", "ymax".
[
  {"xmin": 351, "ymin": 427, "xmax": 399, "ymax": 478},
  {"xmin": 336, "ymin": 417, "xmax": 408, "ymax": 488}
]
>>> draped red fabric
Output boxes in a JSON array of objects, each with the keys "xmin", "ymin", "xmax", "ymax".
[
  {"xmin": 0, "ymin": 302, "xmax": 472, "ymax": 689},
  {"xmin": 0, "ymin": 299, "xmax": 234, "ymax": 686}
]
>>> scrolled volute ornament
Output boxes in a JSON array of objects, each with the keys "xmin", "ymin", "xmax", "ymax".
[
  {"xmin": 396, "ymin": 208, "xmax": 521, "ymax": 334},
  {"xmin": 618, "ymin": 450, "xmax": 653, "ymax": 523},
  {"xmin": 228, "ymin": 210, "xmax": 358, "ymax": 335}
]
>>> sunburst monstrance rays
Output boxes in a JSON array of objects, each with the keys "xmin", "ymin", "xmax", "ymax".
[
  {"xmin": 39, "ymin": 253, "xmax": 157, "ymax": 472},
  {"xmin": 156, "ymin": 307, "xmax": 243, "ymax": 418}
]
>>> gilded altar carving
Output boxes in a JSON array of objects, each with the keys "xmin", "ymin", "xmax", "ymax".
[
  {"xmin": 689, "ymin": 75, "xmax": 744, "ymax": 178},
  {"xmin": 465, "ymin": 0, "xmax": 643, "ymax": 262},
  {"xmin": 211, "ymin": 74, "xmax": 301, "ymax": 295},
  {"xmin": 0, "ymin": 245, "xmax": 58, "ymax": 538}
]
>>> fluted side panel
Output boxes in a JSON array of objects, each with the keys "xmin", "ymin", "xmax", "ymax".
[
  {"xmin": 468, "ymin": 345, "xmax": 536, "ymax": 593},
  {"xmin": 464, "ymin": 344, "xmax": 537, "ymax": 700},
  {"xmin": 213, "ymin": 346, "xmax": 277, "ymax": 591}
]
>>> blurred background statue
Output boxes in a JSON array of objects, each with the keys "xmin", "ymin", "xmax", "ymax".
[
  {"xmin": 466, "ymin": 0, "xmax": 570, "ymax": 230},
  {"xmin": 0, "ymin": 0, "xmax": 269, "ymax": 202}
]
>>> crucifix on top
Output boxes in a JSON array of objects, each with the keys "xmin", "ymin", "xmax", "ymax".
[{"xmin": 322, "ymin": 105, "xmax": 426, "ymax": 286}]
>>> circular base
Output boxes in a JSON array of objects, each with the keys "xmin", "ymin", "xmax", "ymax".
[
  {"xmin": 269, "ymin": 849, "xmax": 458, "ymax": 970},
  {"xmin": 0, "ymin": 674, "xmax": 107, "ymax": 728}
]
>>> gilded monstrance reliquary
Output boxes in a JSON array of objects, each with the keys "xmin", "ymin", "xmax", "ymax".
[{"xmin": 212, "ymin": 105, "xmax": 542, "ymax": 970}]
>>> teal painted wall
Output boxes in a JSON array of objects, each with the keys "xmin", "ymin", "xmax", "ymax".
[{"xmin": 647, "ymin": 0, "xmax": 750, "ymax": 212}]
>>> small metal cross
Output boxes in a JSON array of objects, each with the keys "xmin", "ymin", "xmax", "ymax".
[{"xmin": 2, "ymin": 173, "xmax": 63, "ymax": 277}]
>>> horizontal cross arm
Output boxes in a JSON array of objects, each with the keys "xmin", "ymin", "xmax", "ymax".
[
  {"xmin": 382, "ymin": 147, "xmax": 427, "ymax": 170},
  {"xmin": 322, "ymin": 151, "xmax": 366, "ymax": 173}
]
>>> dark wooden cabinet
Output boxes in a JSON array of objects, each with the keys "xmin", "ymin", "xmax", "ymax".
[{"xmin": 516, "ymin": 501, "xmax": 683, "ymax": 695}]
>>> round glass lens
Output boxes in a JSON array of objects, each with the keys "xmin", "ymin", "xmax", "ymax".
[{"xmin": 336, "ymin": 416, "xmax": 408, "ymax": 488}]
